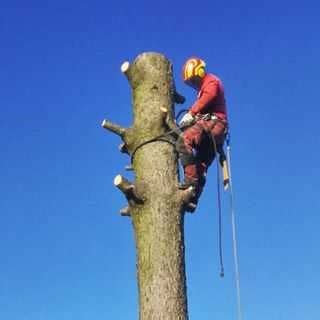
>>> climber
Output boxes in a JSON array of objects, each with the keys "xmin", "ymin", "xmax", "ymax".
[{"xmin": 178, "ymin": 57, "xmax": 228, "ymax": 210}]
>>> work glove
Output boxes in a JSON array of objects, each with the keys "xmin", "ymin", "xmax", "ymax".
[{"xmin": 179, "ymin": 112, "xmax": 195, "ymax": 127}]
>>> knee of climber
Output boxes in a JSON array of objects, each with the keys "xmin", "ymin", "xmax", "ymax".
[
  {"xmin": 184, "ymin": 164, "xmax": 199, "ymax": 182},
  {"xmin": 211, "ymin": 121, "xmax": 227, "ymax": 145},
  {"xmin": 176, "ymin": 133, "xmax": 192, "ymax": 155},
  {"xmin": 181, "ymin": 125, "xmax": 203, "ymax": 151},
  {"xmin": 176, "ymin": 137, "xmax": 196, "ymax": 167}
]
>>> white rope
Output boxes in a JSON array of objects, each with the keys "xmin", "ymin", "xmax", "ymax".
[{"xmin": 226, "ymin": 143, "xmax": 243, "ymax": 320}]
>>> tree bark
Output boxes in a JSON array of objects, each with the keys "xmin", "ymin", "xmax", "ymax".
[{"xmin": 103, "ymin": 52, "xmax": 192, "ymax": 320}]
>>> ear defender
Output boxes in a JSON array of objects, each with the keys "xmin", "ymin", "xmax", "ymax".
[{"xmin": 197, "ymin": 66, "xmax": 206, "ymax": 78}]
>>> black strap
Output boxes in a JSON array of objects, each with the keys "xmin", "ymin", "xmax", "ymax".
[{"xmin": 130, "ymin": 137, "xmax": 177, "ymax": 164}]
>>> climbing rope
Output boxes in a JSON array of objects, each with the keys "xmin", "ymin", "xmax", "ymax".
[
  {"xmin": 205, "ymin": 125, "xmax": 225, "ymax": 278},
  {"xmin": 209, "ymin": 129, "xmax": 243, "ymax": 320},
  {"xmin": 226, "ymin": 134, "xmax": 243, "ymax": 320},
  {"xmin": 216, "ymin": 153, "xmax": 225, "ymax": 278}
]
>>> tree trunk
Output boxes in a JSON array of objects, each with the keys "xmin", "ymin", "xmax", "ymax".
[{"xmin": 102, "ymin": 52, "xmax": 193, "ymax": 320}]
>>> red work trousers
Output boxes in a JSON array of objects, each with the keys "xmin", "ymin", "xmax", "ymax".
[{"xmin": 182, "ymin": 118, "xmax": 227, "ymax": 199}]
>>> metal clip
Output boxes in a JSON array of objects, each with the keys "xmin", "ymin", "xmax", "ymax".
[{"xmin": 211, "ymin": 114, "xmax": 218, "ymax": 121}]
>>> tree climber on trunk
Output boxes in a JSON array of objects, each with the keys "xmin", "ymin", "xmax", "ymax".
[{"xmin": 178, "ymin": 57, "xmax": 228, "ymax": 210}]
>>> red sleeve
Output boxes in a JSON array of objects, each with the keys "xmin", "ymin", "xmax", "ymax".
[{"xmin": 189, "ymin": 80, "xmax": 218, "ymax": 115}]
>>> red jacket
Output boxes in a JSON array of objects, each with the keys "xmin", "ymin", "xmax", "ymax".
[{"xmin": 189, "ymin": 73, "xmax": 227, "ymax": 120}]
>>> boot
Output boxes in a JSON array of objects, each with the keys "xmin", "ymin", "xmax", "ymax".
[
  {"xmin": 179, "ymin": 177, "xmax": 198, "ymax": 190},
  {"xmin": 185, "ymin": 202, "xmax": 197, "ymax": 213},
  {"xmin": 179, "ymin": 177, "xmax": 199, "ymax": 212}
]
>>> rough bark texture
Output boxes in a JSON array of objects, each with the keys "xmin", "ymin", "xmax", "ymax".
[{"xmin": 103, "ymin": 52, "xmax": 191, "ymax": 320}]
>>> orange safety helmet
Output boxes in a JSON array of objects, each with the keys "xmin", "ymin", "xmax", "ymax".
[{"xmin": 182, "ymin": 57, "xmax": 206, "ymax": 84}]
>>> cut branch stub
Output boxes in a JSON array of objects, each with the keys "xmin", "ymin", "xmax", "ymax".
[
  {"xmin": 101, "ymin": 119, "xmax": 126, "ymax": 138},
  {"xmin": 121, "ymin": 61, "xmax": 130, "ymax": 74},
  {"xmin": 120, "ymin": 206, "xmax": 131, "ymax": 217},
  {"xmin": 160, "ymin": 106, "xmax": 180, "ymax": 135},
  {"xmin": 114, "ymin": 174, "xmax": 134, "ymax": 194},
  {"xmin": 120, "ymin": 58, "xmax": 145, "ymax": 90},
  {"xmin": 114, "ymin": 174, "xmax": 143, "ymax": 204},
  {"xmin": 121, "ymin": 61, "xmax": 135, "ymax": 85},
  {"xmin": 160, "ymin": 107, "xmax": 168, "ymax": 121},
  {"xmin": 160, "ymin": 107, "xmax": 170, "ymax": 128}
]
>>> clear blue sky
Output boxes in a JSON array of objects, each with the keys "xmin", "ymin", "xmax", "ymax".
[{"xmin": 1, "ymin": 0, "xmax": 319, "ymax": 319}]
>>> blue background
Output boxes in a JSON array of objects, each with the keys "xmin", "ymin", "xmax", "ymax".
[{"xmin": 1, "ymin": 0, "xmax": 319, "ymax": 319}]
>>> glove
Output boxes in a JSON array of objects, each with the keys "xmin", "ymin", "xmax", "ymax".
[{"xmin": 179, "ymin": 112, "xmax": 195, "ymax": 127}]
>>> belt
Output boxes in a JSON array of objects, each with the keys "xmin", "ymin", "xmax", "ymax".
[{"xmin": 196, "ymin": 113, "xmax": 227, "ymax": 123}]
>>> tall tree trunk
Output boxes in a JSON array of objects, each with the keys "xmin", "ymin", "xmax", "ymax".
[{"xmin": 102, "ymin": 52, "xmax": 193, "ymax": 320}]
